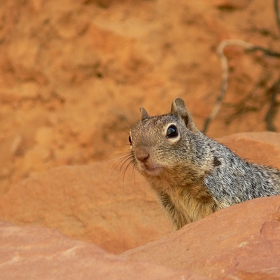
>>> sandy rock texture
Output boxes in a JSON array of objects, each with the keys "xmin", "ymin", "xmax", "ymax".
[
  {"xmin": 0, "ymin": 0, "xmax": 279, "ymax": 196},
  {"xmin": 0, "ymin": 159, "xmax": 172, "ymax": 254},
  {"xmin": 0, "ymin": 221, "xmax": 206, "ymax": 280}
]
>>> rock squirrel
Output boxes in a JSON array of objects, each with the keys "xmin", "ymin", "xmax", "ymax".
[{"xmin": 128, "ymin": 98, "xmax": 280, "ymax": 229}]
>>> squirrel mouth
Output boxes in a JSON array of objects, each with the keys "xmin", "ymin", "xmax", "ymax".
[{"xmin": 141, "ymin": 163, "xmax": 163, "ymax": 176}]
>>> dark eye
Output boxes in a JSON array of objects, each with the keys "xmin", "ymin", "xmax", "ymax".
[
  {"xmin": 166, "ymin": 125, "xmax": 178, "ymax": 138},
  {"xmin": 128, "ymin": 136, "xmax": 132, "ymax": 145}
]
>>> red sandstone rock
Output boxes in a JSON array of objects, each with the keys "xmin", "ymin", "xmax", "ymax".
[
  {"xmin": 123, "ymin": 195, "xmax": 280, "ymax": 279},
  {"xmin": 0, "ymin": 221, "xmax": 206, "ymax": 280},
  {"xmin": 0, "ymin": 160, "xmax": 171, "ymax": 254}
]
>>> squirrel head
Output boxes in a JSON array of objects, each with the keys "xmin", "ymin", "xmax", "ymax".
[{"xmin": 129, "ymin": 98, "xmax": 201, "ymax": 178}]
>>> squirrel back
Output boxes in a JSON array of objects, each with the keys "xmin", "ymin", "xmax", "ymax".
[{"xmin": 129, "ymin": 98, "xmax": 280, "ymax": 229}]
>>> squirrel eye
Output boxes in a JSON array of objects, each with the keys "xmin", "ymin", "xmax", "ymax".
[
  {"xmin": 128, "ymin": 136, "xmax": 132, "ymax": 145},
  {"xmin": 166, "ymin": 125, "xmax": 178, "ymax": 138}
]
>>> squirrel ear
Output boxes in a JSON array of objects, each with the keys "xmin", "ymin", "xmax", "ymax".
[
  {"xmin": 171, "ymin": 98, "xmax": 199, "ymax": 132},
  {"xmin": 140, "ymin": 107, "xmax": 150, "ymax": 121}
]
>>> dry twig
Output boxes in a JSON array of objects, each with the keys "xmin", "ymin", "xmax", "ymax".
[
  {"xmin": 275, "ymin": 0, "xmax": 280, "ymax": 31},
  {"xmin": 202, "ymin": 39, "xmax": 280, "ymax": 133},
  {"xmin": 202, "ymin": 40, "xmax": 253, "ymax": 133},
  {"xmin": 265, "ymin": 78, "xmax": 280, "ymax": 131}
]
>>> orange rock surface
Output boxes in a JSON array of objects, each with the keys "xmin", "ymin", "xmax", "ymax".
[
  {"xmin": 0, "ymin": 221, "xmax": 206, "ymax": 280},
  {"xmin": 0, "ymin": 159, "xmax": 172, "ymax": 254}
]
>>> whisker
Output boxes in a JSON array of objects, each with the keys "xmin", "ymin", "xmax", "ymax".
[
  {"xmin": 120, "ymin": 156, "xmax": 134, "ymax": 171},
  {"xmin": 110, "ymin": 153, "xmax": 131, "ymax": 171},
  {"xmin": 121, "ymin": 159, "xmax": 134, "ymax": 189},
  {"xmin": 107, "ymin": 153, "xmax": 130, "ymax": 181},
  {"xmin": 132, "ymin": 163, "xmax": 137, "ymax": 186},
  {"xmin": 121, "ymin": 161, "xmax": 135, "ymax": 185},
  {"xmin": 116, "ymin": 158, "xmax": 133, "ymax": 190},
  {"xmin": 109, "ymin": 150, "xmax": 135, "ymax": 189}
]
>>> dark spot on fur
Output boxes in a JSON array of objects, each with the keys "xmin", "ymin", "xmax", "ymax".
[{"xmin": 213, "ymin": 156, "xmax": 221, "ymax": 167}]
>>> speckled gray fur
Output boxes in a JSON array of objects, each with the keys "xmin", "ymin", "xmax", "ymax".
[{"xmin": 201, "ymin": 133, "xmax": 280, "ymax": 206}]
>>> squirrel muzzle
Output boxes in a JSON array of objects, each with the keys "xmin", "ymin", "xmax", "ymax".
[{"xmin": 135, "ymin": 146, "xmax": 163, "ymax": 176}]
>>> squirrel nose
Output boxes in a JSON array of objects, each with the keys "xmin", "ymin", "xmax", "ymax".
[{"xmin": 135, "ymin": 147, "xmax": 150, "ymax": 162}]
